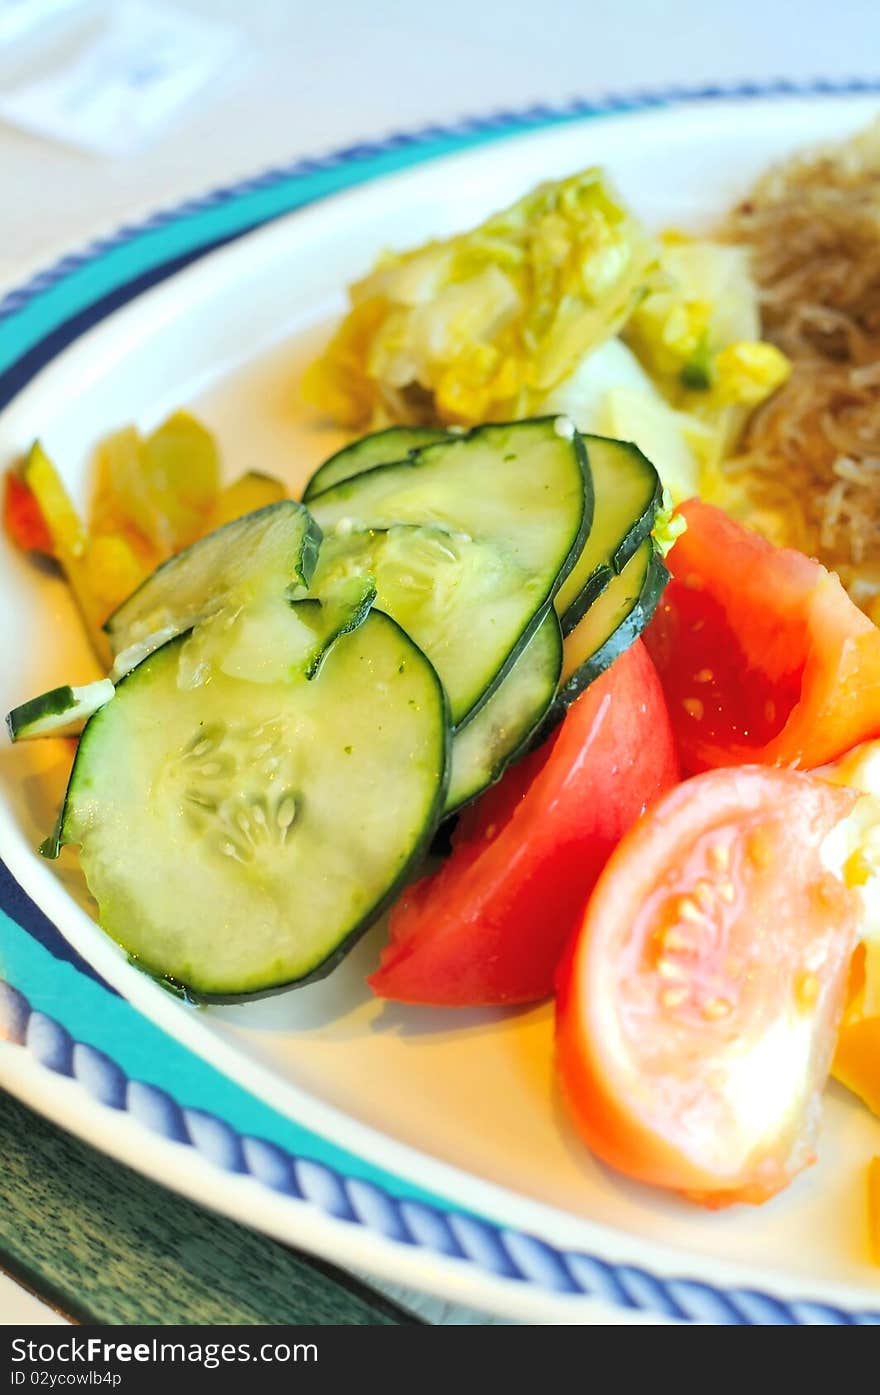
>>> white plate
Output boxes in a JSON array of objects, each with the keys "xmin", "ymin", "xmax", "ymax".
[{"xmin": 2, "ymin": 86, "xmax": 880, "ymax": 1326}]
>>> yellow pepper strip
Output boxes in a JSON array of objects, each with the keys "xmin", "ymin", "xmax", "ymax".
[
  {"xmin": 23, "ymin": 442, "xmax": 112, "ymax": 669},
  {"xmin": 91, "ymin": 413, "xmax": 220, "ymax": 560},
  {"xmin": 83, "ymin": 534, "xmax": 149, "ymax": 618},
  {"xmin": 206, "ymin": 471, "xmax": 286, "ymax": 532},
  {"xmin": 869, "ymin": 1158, "xmax": 880, "ymax": 1265},
  {"xmin": 142, "ymin": 411, "xmax": 220, "ymax": 549}
]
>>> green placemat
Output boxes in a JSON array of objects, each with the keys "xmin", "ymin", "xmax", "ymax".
[{"xmin": 0, "ymin": 1090, "xmax": 415, "ymax": 1326}]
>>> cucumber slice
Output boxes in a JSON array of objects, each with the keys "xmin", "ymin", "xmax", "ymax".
[
  {"xmin": 105, "ymin": 501, "xmax": 321, "ymax": 674},
  {"xmin": 58, "ymin": 613, "xmax": 449, "ymax": 999},
  {"xmin": 547, "ymin": 537, "xmax": 668, "ymax": 724},
  {"xmin": 555, "ymin": 435, "xmax": 662, "ymax": 631},
  {"xmin": 313, "ymin": 523, "xmax": 549, "ymax": 726},
  {"xmin": 303, "ymin": 426, "xmax": 448, "ymax": 501},
  {"xmin": 6, "ymin": 678, "xmax": 114, "ymax": 741},
  {"xmin": 310, "ymin": 420, "xmax": 589, "ymax": 723},
  {"xmin": 174, "ymin": 577, "xmax": 377, "ymax": 689},
  {"xmin": 297, "ymin": 576, "xmax": 377, "ymax": 676},
  {"xmin": 445, "ymin": 608, "xmax": 562, "ymax": 815}
]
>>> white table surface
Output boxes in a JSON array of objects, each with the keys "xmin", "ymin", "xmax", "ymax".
[{"xmin": 0, "ymin": 0, "xmax": 877, "ymax": 1326}]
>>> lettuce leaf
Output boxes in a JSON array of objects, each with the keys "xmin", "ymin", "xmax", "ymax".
[{"xmin": 304, "ymin": 169, "xmax": 660, "ymax": 427}]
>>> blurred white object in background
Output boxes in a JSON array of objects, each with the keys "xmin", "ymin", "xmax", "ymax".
[
  {"xmin": 0, "ymin": 0, "xmax": 238, "ymax": 154},
  {"xmin": 0, "ymin": 0, "xmax": 92, "ymax": 47}
]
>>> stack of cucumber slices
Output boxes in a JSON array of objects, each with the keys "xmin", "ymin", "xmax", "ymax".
[{"xmin": 7, "ymin": 418, "xmax": 668, "ymax": 1000}]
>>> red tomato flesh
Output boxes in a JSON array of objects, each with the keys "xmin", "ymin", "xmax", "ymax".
[
  {"xmin": 3, "ymin": 470, "xmax": 53, "ymax": 555},
  {"xmin": 369, "ymin": 639, "xmax": 680, "ymax": 1006},
  {"xmin": 556, "ymin": 766, "xmax": 860, "ymax": 1207},
  {"xmin": 645, "ymin": 499, "xmax": 880, "ymax": 773}
]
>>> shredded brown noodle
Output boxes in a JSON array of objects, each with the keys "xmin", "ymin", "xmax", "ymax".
[{"xmin": 723, "ymin": 118, "xmax": 880, "ymax": 610}]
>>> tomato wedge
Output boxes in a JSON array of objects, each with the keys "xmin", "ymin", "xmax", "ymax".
[
  {"xmin": 370, "ymin": 639, "xmax": 679, "ymax": 1006},
  {"xmin": 644, "ymin": 499, "xmax": 880, "ymax": 774},
  {"xmin": 556, "ymin": 766, "xmax": 860, "ymax": 1207}
]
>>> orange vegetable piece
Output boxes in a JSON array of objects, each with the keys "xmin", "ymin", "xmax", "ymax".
[{"xmin": 833, "ymin": 1015, "xmax": 880, "ymax": 1118}]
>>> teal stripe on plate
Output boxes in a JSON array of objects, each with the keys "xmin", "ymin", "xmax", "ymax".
[
  {"xmin": 0, "ymin": 113, "xmax": 593, "ymax": 382},
  {"xmin": 1, "ymin": 909, "xmax": 463, "ymax": 1212}
]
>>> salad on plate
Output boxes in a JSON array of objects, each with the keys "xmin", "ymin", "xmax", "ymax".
[{"xmin": 5, "ymin": 115, "xmax": 880, "ymax": 1240}]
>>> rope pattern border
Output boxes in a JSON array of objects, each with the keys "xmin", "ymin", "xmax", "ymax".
[{"xmin": 2, "ymin": 977, "xmax": 878, "ymax": 1325}]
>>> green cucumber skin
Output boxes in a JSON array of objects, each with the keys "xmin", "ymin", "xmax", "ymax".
[
  {"xmin": 305, "ymin": 595, "xmax": 375, "ymax": 677},
  {"xmin": 559, "ymin": 435, "xmax": 663, "ymax": 636},
  {"xmin": 610, "ymin": 465, "xmax": 663, "ymax": 575},
  {"xmin": 298, "ymin": 514, "xmax": 323, "ymax": 592},
  {"xmin": 56, "ymin": 620, "xmax": 452, "ymax": 1003},
  {"xmin": 303, "ymin": 426, "xmax": 449, "ymax": 502},
  {"xmin": 562, "ymin": 564, "xmax": 614, "ymax": 634},
  {"xmin": 103, "ymin": 501, "xmax": 322, "ymax": 643},
  {"xmin": 452, "ymin": 572, "xmax": 562, "ymax": 734},
  {"xmin": 7, "ymin": 679, "xmax": 115, "ymax": 743},
  {"xmin": 39, "ymin": 815, "xmax": 63, "ymax": 860},
  {"xmin": 7, "ymin": 686, "xmax": 77, "ymax": 741},
  {"xmin": 295, "ymin": 580, "xmax": 377, "ymax": 679},
  {"xmin": 311, "ymin": 419, "xmax": 592, "ymax": 731},
  {"xmin": 443, "ymin": 609, "xmax": 562, "ymax": 816},
  {"xmin": 538, "ymin": 549, "xmax": 669, "ymax": 739}
]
